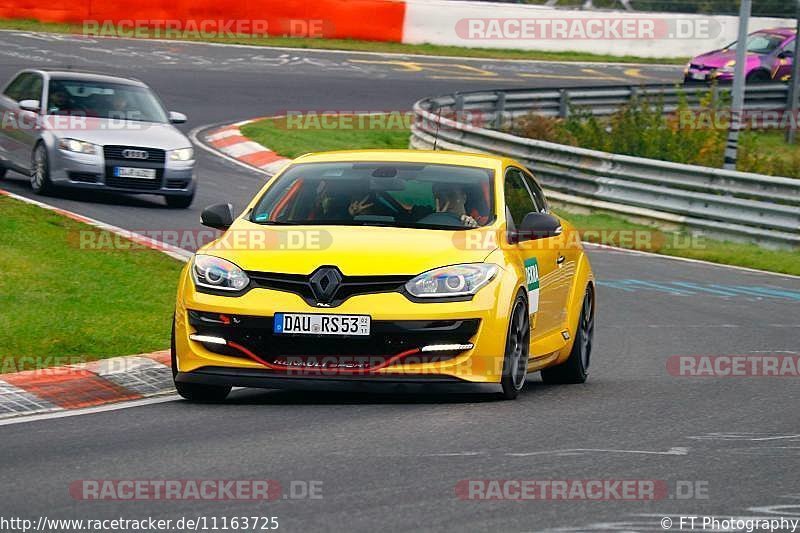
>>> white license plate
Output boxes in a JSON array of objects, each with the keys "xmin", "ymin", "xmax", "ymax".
[
  {"xmin": 691, "ymin": 71, "xmax": 708, "ymax": 81},
  {"xmin": 274, "ymin": 313, "xmax": 370, "ymax": 336},
  {"xmin": 114, "ymin": 166, "xmax": 156, "ymax": 179}
]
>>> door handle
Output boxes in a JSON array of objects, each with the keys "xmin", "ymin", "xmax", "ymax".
[{"xmin": 557, "ymin": 254, "xmax": 566, "ymax": 265}]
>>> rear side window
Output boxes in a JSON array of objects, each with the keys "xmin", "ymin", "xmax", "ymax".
[
  {"xmin": 3, "ymin": 73, "xmax": 32, "ymax": 101},
  {"xmin": 521, "ymin": 169, "xmax": 548, "ymax": 213}
]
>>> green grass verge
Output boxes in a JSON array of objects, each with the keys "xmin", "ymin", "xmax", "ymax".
[
  {"xmin": 0, "ymin": 195, "xmax": 183, "ymax": 372},
  {"xmin": 239, "ymin": 115, "xmax": 800, "ymax": 276},
  {"xmin": 0, "ymin": 18, "xmax": 686, "ymax": 65}
]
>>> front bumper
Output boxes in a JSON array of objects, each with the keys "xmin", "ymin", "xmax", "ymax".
[
  {"xmin": 175, "ymin": 275, "xmax": 514, "ymax": 385},
  {"xmin": 49, "ymin": 148, "xmax": 196, "ymax": 196}
]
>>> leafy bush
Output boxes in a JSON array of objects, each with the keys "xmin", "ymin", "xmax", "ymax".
[{"xmin": 508, "ymin": 88, "xmax": 799, "ymax": 177}]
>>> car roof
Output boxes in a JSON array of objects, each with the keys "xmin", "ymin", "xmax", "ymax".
[
  {"xmin": 291, "ymin": 149, "xmax": 507, "ymax": 169},
  {"xmin": 754, "ymin": 27, "xmax": 796, "ymax": 37},
  {"xmin": 27, "ymin": 69, "xmax": 147, "ymax": 87}
]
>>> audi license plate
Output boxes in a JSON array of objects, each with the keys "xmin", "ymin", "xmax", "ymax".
[
  {"xmin": 690, "ymin": 71, "xmax": 707, "ymax": 81},
  {"xmin": 274, "ymin": 313, "xmax": 370, "ymax": 336},
  {"xmin": 114, "ymin": 166, "xmax": 156, "ymax": 179}
]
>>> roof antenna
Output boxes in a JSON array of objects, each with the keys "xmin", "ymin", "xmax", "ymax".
[{"xmin": 432, "ymin": 102, "xmax": 442, "ymax": 151}]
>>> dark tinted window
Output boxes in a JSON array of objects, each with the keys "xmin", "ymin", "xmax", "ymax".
[
  {"xmin": 250, "ymin": 162, "xmax": 495, "ymax": 230},
  {"xmin": 3, "ymin": 73, "xmax": 33, "ymax": 101},
  {"xmin": 504, "ymin": 167, "xmax": 537, "ymax": 228},
  {"xmin": 46, "ymin": 79, "xmax": 167, "ymax": 122},
  {"xmin": 20, "ymin": 74, "xmax": 43, "ymax": 102}
]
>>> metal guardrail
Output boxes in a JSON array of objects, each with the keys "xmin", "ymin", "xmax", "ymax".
[{"xmin": 410, "ymin": 84, "xmax": 799, "ymax": 249}]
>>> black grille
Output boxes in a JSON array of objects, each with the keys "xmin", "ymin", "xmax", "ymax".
[
  {"xmin": 165, "ymin": 179, "xmax": 190, "ymax": 189},
  {"xmin": 188, "ymin": 311, "xmax": 480, "ymax": 361},
  {"xmin": 246, "ymin": 268, "xmax": 413, "ymax": 307},
  {"xmin": 103, "ymin": 145, "xmax": 166, "ymax": 163},
  {"xmin": 103, "ymin": 145, "xmax": 165, "ymax": 190},
  {"xmin": 104, "ymin": 176, "xmax": 162, "ymax": 190}
]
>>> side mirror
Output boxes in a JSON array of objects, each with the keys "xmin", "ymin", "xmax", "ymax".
[
  {"xmin": 778, "ymin": 50, "xmax": 794, "ymax": 59},
  {"xmin": 201, "ymin": 203, "xmax": 234, "ymax": 230},
  {"xmin": 19, "ymin": 99, "xmax": 40, "ymax": 112},
  {"xmin": 514, "ymin": 212, "xmax": 562, "ymax": 242},
  {"xmin": 169, "ymin": 111, "xmax": 187, "ymax": 124}
]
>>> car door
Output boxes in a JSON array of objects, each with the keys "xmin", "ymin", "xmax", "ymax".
[
  {"xmin": 0, "ymin": 72, "xmax": 33, "ymax": 168},
  {"xmin": 520, "ymin": 167, "xmax": 575, "ymax": 333},
  {"xmin": 14, "ymin": 72, "xmax": 44, "ymax": 170},
  {"xmin": 774, "ymin": 37, "xmax": 795, "ymax": 81},
  {"xmin": 503, "ymin": 166, "xmax": 564, "ymax": 340}
]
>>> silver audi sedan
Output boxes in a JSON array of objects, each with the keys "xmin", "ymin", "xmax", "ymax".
[{"xmin": 0, "ymin": 69, "xmax": 196, "ymax": 208}]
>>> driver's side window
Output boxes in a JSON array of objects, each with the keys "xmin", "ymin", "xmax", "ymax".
[{"xmin": 504, "ymin": 167, "xmax": 537, "ymax": 230}]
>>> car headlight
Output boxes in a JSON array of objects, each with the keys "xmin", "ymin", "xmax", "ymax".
[
  {"xmin": 170, "ymin": 147, "xmax": 194, "ymax": 161},
  {"xmin": 58, "ymin": 138, "xmax": 98, "ymax": 154},
  {"xmin": 405, "ymin": 263, "xmax": 498, "ymax": 299},
  {"xmin": 192, "ymin": 254, "xmax": 250, "ymax": 292}
]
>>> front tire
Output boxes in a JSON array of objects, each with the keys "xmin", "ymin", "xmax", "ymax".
[
  {"xmin": 171, "ymin": 316, "xmax": 231, "ymax": 402},
  {"xmin": 31, "ymin": 143, "xmax": 54, "ymax": 195},
  {"xmin": 499, "ymin": 293, "xmax": 530, "ymax": 400},
  {"xmin": 541, "ymin": 285, "xmax": 595, "ymax": 384},
  {"xmin": 747, "ymin": 70, "xmax": 771, "ymax": 83}
]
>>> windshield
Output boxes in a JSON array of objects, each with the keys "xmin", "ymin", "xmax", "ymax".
[
  {"xmin": 250, "ymin": 162, "xmax": 495, "ymax": 230},
  {"xmin": 726, "ymin": 33, "xmax": 787, "ymax": 55},
  {"xmin": 47, "ymin": 79, "xmax": 168, "ymax": 122}
]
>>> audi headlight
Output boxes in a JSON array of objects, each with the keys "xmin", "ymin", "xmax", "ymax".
[
  {"xmin": 170, "ymin": 147, "xmax": 194, "ymax": 161},
  {"xmin": 192, "ymin": 254, "xmax": 249, "ymax": 292},
  {"xmin": 405, "ymin": 263, "xmax": 498, "ymax": 299},
  {"xmin": 58, "ymin": 138, "xmax": 98, "ymax": 154}
]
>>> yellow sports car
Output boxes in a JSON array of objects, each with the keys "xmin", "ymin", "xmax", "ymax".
[{"xmin": 172, "ymin": 150, "xmax": 595, "ymax": 400}]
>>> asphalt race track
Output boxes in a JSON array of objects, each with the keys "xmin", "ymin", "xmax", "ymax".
[{"xmin": 1, "ymin": 31, "xmax": 799, "ymax": 533}]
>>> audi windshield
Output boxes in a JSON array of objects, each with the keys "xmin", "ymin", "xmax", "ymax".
[
  {"xmin": 46, "ymin": 79, "xmax": 169, "ymax": 123},
  {"xmin": 250, "ymin": 162, "xmax": 496, "ymax": 229}
]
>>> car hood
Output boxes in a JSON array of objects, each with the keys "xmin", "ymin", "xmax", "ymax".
[
  {"xmin": 691, "ymin": 49, "xmax": 763, "ymax": 69},
  {"xmin": 45, "ymin": 117, "xmax": 191, "ymax": 150},
  {"xmin": 198, "ymin": 220, "xmax": 498, "ymax": 276}
]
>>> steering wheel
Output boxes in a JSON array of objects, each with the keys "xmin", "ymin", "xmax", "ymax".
[{"xmin": 417, "ymin": 211, "xmax": 465, "ymax": 226}]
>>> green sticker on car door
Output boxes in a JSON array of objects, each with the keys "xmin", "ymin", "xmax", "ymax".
[{"xmin": 524, "ymin": 257, "xmax": 539, "ymax": 314}]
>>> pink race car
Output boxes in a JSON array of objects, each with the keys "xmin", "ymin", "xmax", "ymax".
[{"xmin": 684, "ymin": 27, "xmax": 796, "ymax": 84}]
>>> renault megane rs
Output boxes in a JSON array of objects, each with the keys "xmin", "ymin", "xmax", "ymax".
[{"xmin": 173, "ymin": 150, "xmax": 595, "ymax": 400}]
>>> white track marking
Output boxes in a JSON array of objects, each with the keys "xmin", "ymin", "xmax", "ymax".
[
  {"xmin": 506, "ymin": 447, "xmax": 689, "ymax": 457},
  {"xmin": 1, "ymin": 30, "xmax": 679, "ymax": 68},
  {"xmin": 584, "ymin": 242, "xmax": 800, "ymax": 280},
  {"xmin": 0, "ymin": 395, "xmax": 180, "ymax": 427}
]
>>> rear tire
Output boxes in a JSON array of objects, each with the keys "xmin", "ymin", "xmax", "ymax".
[
  {"xmin": 498, "ymin": 293, "xmax": 530, "ymax": 400},
  {"xmin": 31, "ymin": 143, "xmax": 54, "ymax": 195},
  {"xmin": 171, "ymin": 315, "xmax": 231, "ymax": 402},
  {"xmin": 165, "ymin": 193, "xmax": 194, "ymax": 209},
  {"xmin": 541, "ymin": 285, "xmax": 595, "ymax": 385},
  {"xmin": 746, "ymin": 70, "xmax": 771, "ymax": 83}
]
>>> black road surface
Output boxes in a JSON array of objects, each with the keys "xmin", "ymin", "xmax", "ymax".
[{"xmin": 1, "ymin": 31, "xmax": 798, "ymax": 533}]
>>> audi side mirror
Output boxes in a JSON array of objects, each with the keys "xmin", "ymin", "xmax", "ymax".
[
  {"xmin": 169, "ymin": 111, "xmax": 187, "ymax": 124},
  {"xmin": 513, "ymin": 212, "xmax": 562, "ymax": 243},
  {"xmin": 201, "ymin": 203, "xmax": 234, "ymax": 230},
  {"xmin": 19, "ymin": 99, "xmax": 40, "ymax": 113},
  {"xmin": 778, "ymin": 50, "xmax": 794, "ymax": 59}
]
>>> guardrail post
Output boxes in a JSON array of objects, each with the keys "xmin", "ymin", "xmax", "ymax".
[
  {"xmin": 558, "ymin": 90, "xmax": 569, "ymax": 118},
  {"xmin": 494, "ymin": 91, "xmax": 506, "ymax": 129}
]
